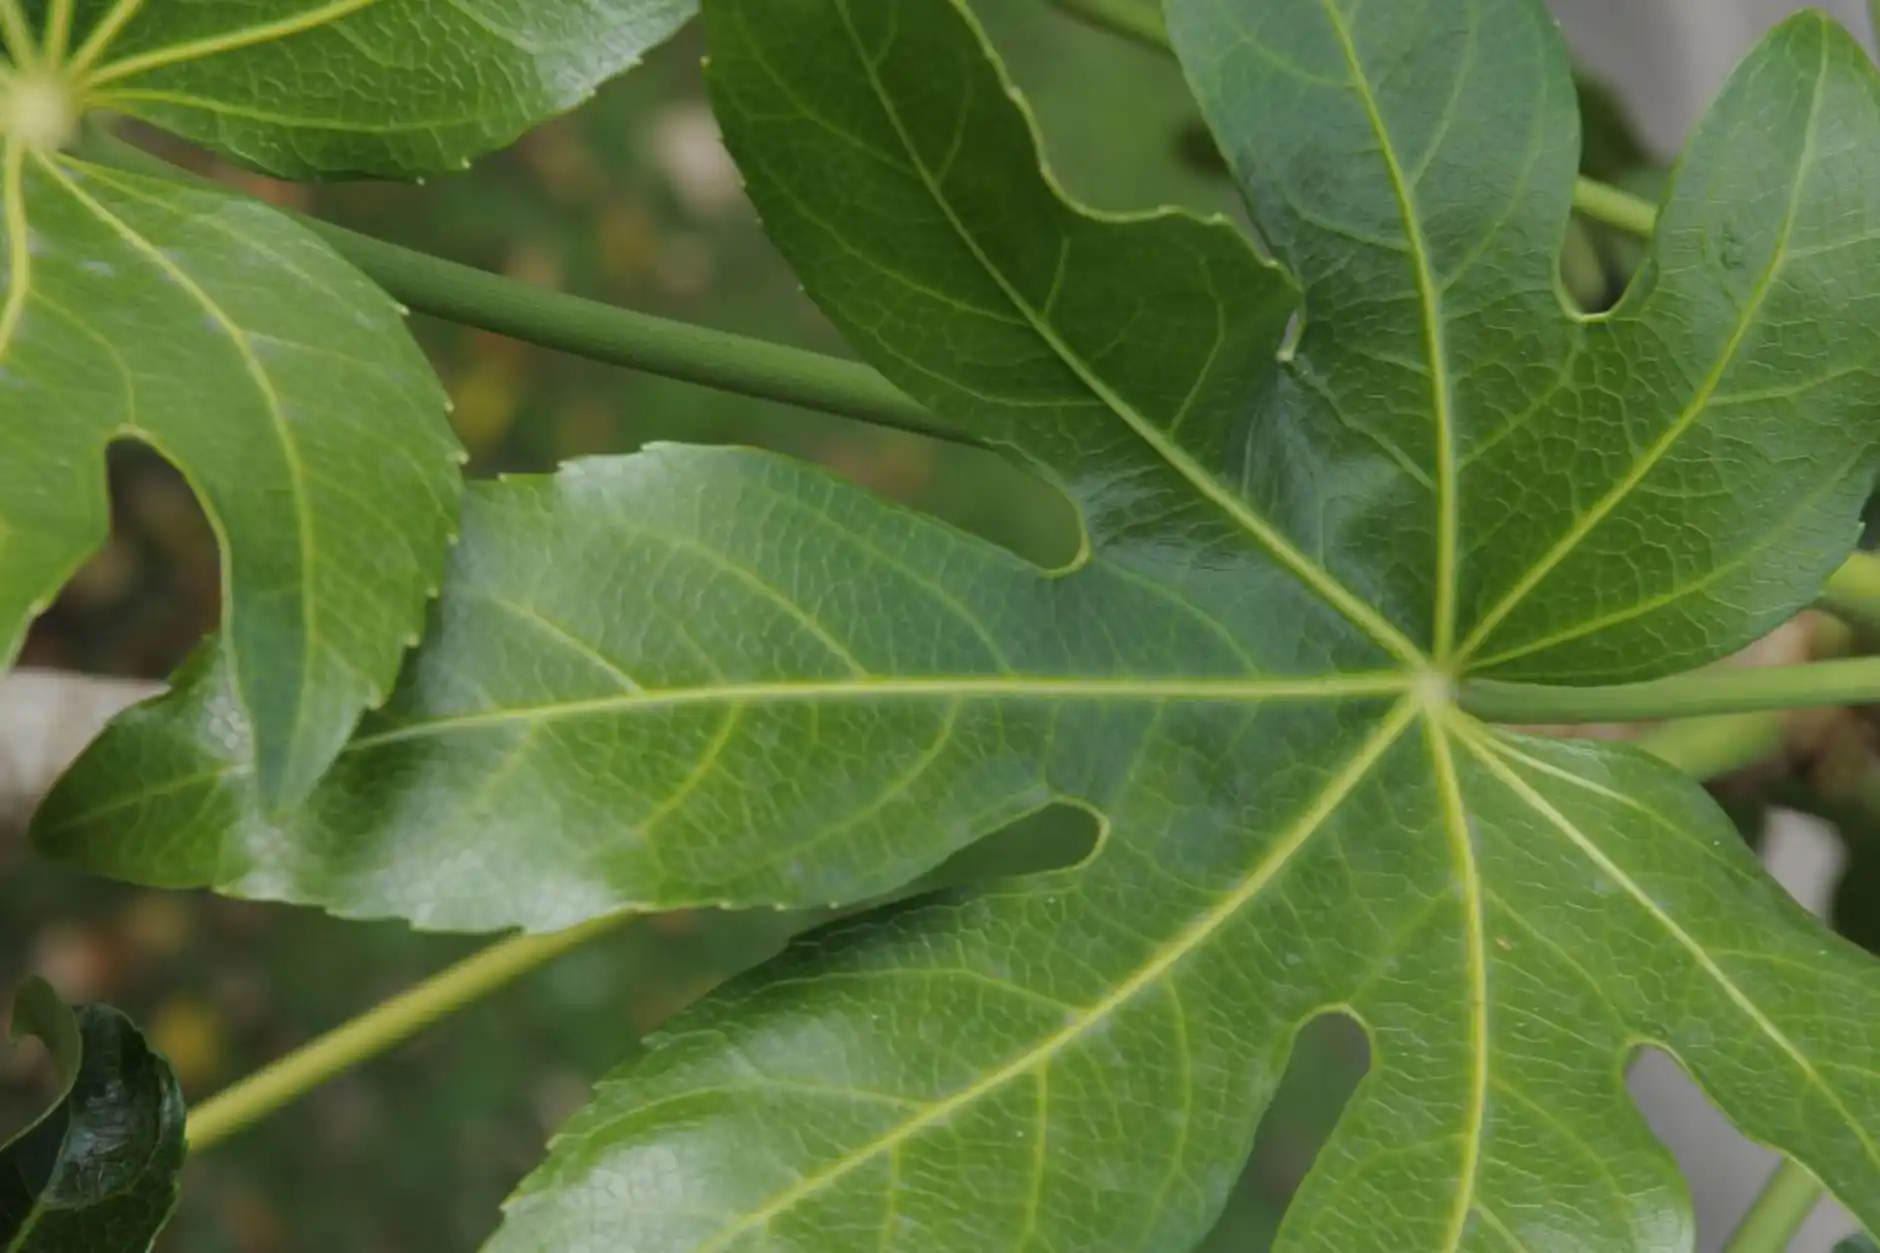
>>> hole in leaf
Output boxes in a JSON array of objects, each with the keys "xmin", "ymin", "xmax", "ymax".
[
  {"xmin": 811, "ymin": 432, "xmax": 1087, "ymax": 572},
  {"xmin": 0, "ymin": 995, "xmax": 58, "ymax": 1145},
  {"xmin": 22, "ymin": 442, "xmax": 219, "ymax": 681},
  {"xmin": 1198, "ymin": 1011, "xmax": 1369, "ymax": 1251},
  {"xmin": 903, "ymin": 802, "xmax": 1103, "ymax": 897},
  {"xmin": 1626, "ymin": 1044, "xmax": 1858, "ymax": 1249}
]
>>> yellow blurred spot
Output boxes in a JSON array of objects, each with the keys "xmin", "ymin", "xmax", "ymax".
[
  {"xmin": 554, "ymin": 400, "xmax": 617, "ymax": 458},
  {"xmin": 518, "ymin": 121, "xmax": 610, "ymax": 206},
  {"xmin": 449, "ymin": 355, "xmax": 524, "ymax": 456},
  {"xmin": 148, "ymin": 997, "xmax": 226, "ymax": 1090},
  {"xmin": 503, "ymin": 242, "xmax": 565, "ymax": 292},
  {"xmin": 118, "ymin": 894, "xmax": 194, "ymax": 959},
  {"xmin": 596, "ymin": 201, "xmax": 660, "ymax": 290}
]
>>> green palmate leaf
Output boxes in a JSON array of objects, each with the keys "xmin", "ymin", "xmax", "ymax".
[
  {"xmin": 0, "ymin": 149, "xmax": 461, "ymax": 807},
  {"xmin": 1, "ymin": 980, "xmax": 185, "ymax": 1252},
  {"xmin": 6, "ymin": 0, "xmax": 694, "ymax": 178},
  {"xmin": 36, "ymin": 447, "xmax": 1395, "ymax": 927},
  {"xmin": 35, "ymin": 0, "xmax": 1880, "ymax": 1249}
]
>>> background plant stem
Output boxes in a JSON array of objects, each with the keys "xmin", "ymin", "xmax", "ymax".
[
  {"xmin": 1050, "ymin": 0, "xmax": 1168, "ymax": 48},
  {"xmin": 186, "ymin": 912, "xmax": 636, "ymax": 1151},
  {"xmin": 1630, "ymin": 712, "xmax": 1786, "ymax": 779},
  {"xmin": 1825, "ymin": 551, "xmax": 1880, "ymax": 638},
  {"xmin": 1462, "ymin": 654, "xmax": 1880, "ymax": 723},
  {"xmin": 1721, "ymin": 1159, "xmax": 1826, "ymax": 1253},
  {"xmin": 1568, "ymin": 177, "xmax": 1659, "ymax": 237}
]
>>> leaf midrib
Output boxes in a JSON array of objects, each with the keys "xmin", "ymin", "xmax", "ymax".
[
  {"xmin": 683, "ymin": 697, "xmax": 1422, "ymax": 1253},
  {"xmin": 826, "ymin": 0, "xmax": 1424, "ymax": 669},
  {"xmin": 1316, "ymin": 0, "xmax": 1462, "ymax": 660},
  {"xmin": 34, "ymin": 671, "xmax": 1418, "ymax": 842},
  {"xmin": 352, "ymin": 672, "xmax": 1417, "ymax": 750},
  {"xmin": 1425, "ymin": 715, "xmax": 1487, "ymax": 1250}
]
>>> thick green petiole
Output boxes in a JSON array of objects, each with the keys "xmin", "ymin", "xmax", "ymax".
[{"xmin": 77, "ymin": 133, "xmax": 965, "ymax": 450}]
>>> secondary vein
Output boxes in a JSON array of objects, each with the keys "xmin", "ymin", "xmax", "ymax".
[
  {"xmin": 686, "ymin": 696, "xmax": 1420, "ymax": 1252},
  {"xmin": 0, "ymin": 141, "xmax": 31, "ymax": 360},
  {"xmin": 823, "ymin": 0, "xmax": 1426, "ymax": 669},
  {"xmin": 82, "ymin": 0, "xmax": 385, "ymax": 88},
  {"xmin": 1453, "ymin": 34, "xmax": 1828, "ymax": 666},
  {"xmin": 1427, "ymin": 714, "xmax": 1488, "ymax": 1250}
]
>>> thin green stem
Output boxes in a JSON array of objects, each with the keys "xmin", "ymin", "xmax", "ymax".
[
  {"xmin": 1049, "ymin": 0, "xmax": 1169, "ymax": 50},
  {"xmin": 78, "ymin": 133, "xmax": 974, "ymax": 450},
  {"xmin": 186, "ymin": 912, "xmax": 636, "ymax": 1151},
  {"xmin": 1461, "ymin": 654, "xmax": 1880, "ymax": 724},
  {"xmin": 1721, "ymin": 1158, "xmax": 1825, "ymax": 1253},
  {"xmin": 1569, "ymin": 176, "xmax": 1657, "ymax": 238},
  {"xmin": 1823, "ymin": 550, "xmax": 1880, "ymax": 638}
]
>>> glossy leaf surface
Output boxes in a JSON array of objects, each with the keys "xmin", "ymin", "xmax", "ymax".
[
  {"xmin": 1, "ymin": 980, "xmax": 185, "ymax": 1252},
  {"xmin": 35, "ymin": 0, "xmax": 1880, "ymax": 1250},
  {"xmin": 14, "ymin": 0, "xmax": 695, "ymax": 178},
  {"xmin": 0, "ymin": 151, "xmax": 461, "ymax": 807}
]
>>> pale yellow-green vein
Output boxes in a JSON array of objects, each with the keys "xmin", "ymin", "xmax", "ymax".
[
  {"xmin": 0, "ymin": 141, "xmax": 30, "ymax": 358},
  {"xmin": 1425, "ymin": 712, "xmax": 1488, "ymax": 1252},
  {"xmin": 37, "ymin": 154, "xmax": 321, "ymax": 762},
  {"xmin": 1458, "ymin": 725, "xmax": 1880, "ymax": 1173},
  {"xmin": 42, "ymin": 0, "xmax": 75, "ymax": 65},
  {"xmin": 686, "ymin": 696, "xmax": 1420, "ymax": 1253},
  {"xmin": 349, "ymin": 672, "xmax": 1419, "ymax": 751},
  {"xmin": 1318, "ymin": 0, "xmax": 1461, "ymax": 660},
  {"xmin": 83, "ymin": 0, "xmax": 384, "ymax": 88},
  {"xmin": 1454, "ymin": 38, "xmax": 1827, "ymax": 666},
  {"xmin": 63, "ymin": 0, "xmax": 144, "ymax": 79},
  {"xmin": 829, "ymin": 0, "xmax": 1425, "ymax": 669},
  {"xmin": 0, "ymin": 0, "xmax": 38, "ymax": 71}
]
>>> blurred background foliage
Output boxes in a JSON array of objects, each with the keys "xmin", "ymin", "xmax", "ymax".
[{"xmin": 0, "ymin": 4, "xmax": 1691, "ymax": 1249}]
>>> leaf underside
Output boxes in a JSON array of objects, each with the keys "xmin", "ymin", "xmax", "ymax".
[
  {"xmin": 1, "ymin": 980, "xmax": 185, "ymax": 1253},
  {"xmin": 34, "ymin": 0, "xmax": 1880, "ymax": 1251}
]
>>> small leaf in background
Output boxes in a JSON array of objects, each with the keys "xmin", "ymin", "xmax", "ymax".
[
  {"xmin": 64, "ymin": 0, "xmax": 699, "ymax": 179},
  {"xmin": 0, "ymin": 153, "xmax": 463, "ymax": 809},
  {"xmin": 1, "ymin": 979, "xmax": 185, "ymax": 1253}
]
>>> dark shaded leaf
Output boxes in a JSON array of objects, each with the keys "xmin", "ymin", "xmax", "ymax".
[{"xmin": 1, "ymin": 979, "xmax": 184, "ymax": 1253}]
